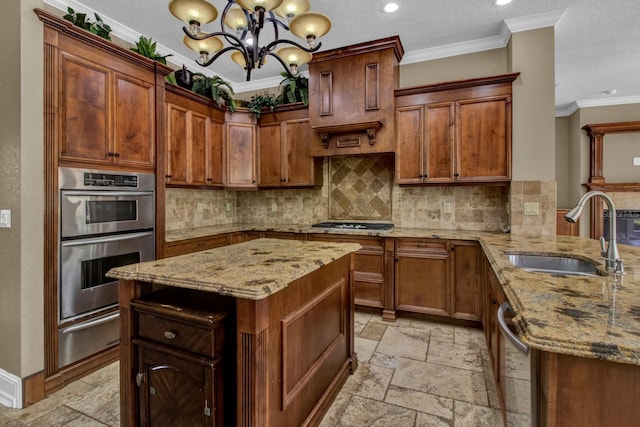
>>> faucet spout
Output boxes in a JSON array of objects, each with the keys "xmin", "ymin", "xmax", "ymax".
[{"xmin": 564, "ymin": 191, "xmax": 624, "ymax": 274}]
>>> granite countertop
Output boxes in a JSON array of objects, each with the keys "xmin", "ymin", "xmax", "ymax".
[
  {"xmin": 106, "ymin": 238, "xmax": 361, "ymax": 300},
  {"xmin": 164, "ymin": 223, "xmax": 640, "ymax": 364}
]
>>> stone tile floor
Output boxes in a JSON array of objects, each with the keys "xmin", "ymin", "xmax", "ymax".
[{"xmin": 0, "ymin": 312, "xmax": 527, "ymax": 426}]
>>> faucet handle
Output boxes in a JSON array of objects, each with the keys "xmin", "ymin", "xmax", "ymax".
[
  {"xmin": 615, "ymin": 259, "xmax": 625, "ymax": 275},
  {"xmin": 599, "ymin": 237, "xmax": 607, "ymax": 257}
]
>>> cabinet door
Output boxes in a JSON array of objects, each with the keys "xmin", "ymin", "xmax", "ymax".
[
  {"xmin": 206, "ymin": 120, "xmax": 224, "ymax": 187},
  {"xmin": 113, "ymin": 73, "xmax": 155, "ymax": 168},
  {"xmin": 450, "ymin": 241, "xmax": 480, "ymax": 321},
  {"xmin": 258, "ymin": 124, "xmax": 283, "ymax": 186},
  {"xmin": 395, "ymin": 106, "xmax": 423, "ymax": 184},
  {"xmin": 395, "ymin": 239, "xmax": 450, "ymax": 316},
  {"xmin": 166, "ymin": 103, "xmax": 189, "ymax": 185},
  {"xmin": 456, "ymin": 96, "xmax": 511, "ymax": 182},
  {"xmin": 138, "ymin": 345, "xmax": 219, "ymax": 427},
  {"xmin": 190, "ymin": 111, "xmax": 210, "ymax": 186},
  {"xmin": 226, "ymin": 122, "xmax": 256, "ymax": 188},
  {"xmin": 284, "ymin": 119, "xmax": 315, "ymax": 186},
  {"xmin": 424, "ymin": 102, "xmax": 455, "ymax": 183},
  {"xmin": 59, "ymin": 54, "xmax": 110, "ymax": 165}
]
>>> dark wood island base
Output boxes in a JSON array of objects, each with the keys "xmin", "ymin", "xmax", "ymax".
[{"xmin": 112, "ymin": 239, "xmax": 360, "ymax": 427}]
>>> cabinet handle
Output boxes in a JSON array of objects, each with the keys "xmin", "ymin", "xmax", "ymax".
[
  {"xmin": 165, "ymin": 174, "xmax": 172, "ymax": 179},
  {"xmin": 107, "ymin": 152, "xmax": 114, "ymax": 157},
  {"xmin": 163, "ymin": 330, "xmax": 177, "ymax": 340},
  {"xmin": 454, "ymin": 173, "xmax": 459, "ymax": 177},
  {"xmin": 114, "ymin": 152, "xmax": 120, "ymax": 158},
  {"xmin": 136, "ymin": 372, "xmax": 144, "ymax": 386},
  {"xmin": 206, "ymin": 178, "xmax": 212, "ymax": 182},
  {"xmin": 490, "ymin": 297, "xmax": 498, "ymax": 305}
]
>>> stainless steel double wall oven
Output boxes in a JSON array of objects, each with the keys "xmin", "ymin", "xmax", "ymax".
[{"xmin": 58, "ymin": 167, "xmax": 155, "ymax": 367}]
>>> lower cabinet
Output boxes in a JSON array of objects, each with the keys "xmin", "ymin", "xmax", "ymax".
[
  {"xmin": 136, "ymin": 344, "xmax": 221, "ymax": 426},
  {"xmin": 395, "ymin": 238, "xmax": 480, "ymax": 321},
  {"xmin": 307, "ymin": 234, "xmax": 395, "ymax": 319},
  {"xmin": 131, "ymin": 289, "xmax": 229, "ymax": 427},
  {"xmin": 482, "ymin": 253, "xmax": 507, "ymax": 419}
]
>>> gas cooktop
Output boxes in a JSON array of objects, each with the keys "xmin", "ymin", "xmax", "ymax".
[{"xmin": 311, "ymin": 222, "xmax": 394, "ymax": 231}]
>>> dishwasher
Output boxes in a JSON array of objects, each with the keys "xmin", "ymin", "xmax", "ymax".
[{"xmin": 498, "ymin": 302, "xmax": 535, "ymax": 427}]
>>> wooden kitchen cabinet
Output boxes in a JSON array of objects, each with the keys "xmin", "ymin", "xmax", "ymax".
[
  {"xmin": 225, "ymin": 112, "xmax": 257, "ymax": 189},
  {"xmin": 131, "ymin": 289, "xmax": 229, "ymax": 427},
  {"xmin": 395, "ymin": 238, "xmax": 450, "ymax": 317},
  {"xmin": 258, "ymin": 106, "xmax": 322, "ymax": 187},
  {"xmin": 164, "ymin": 234, "xmax": 230, "ymax": 257},
  {"xmin": 395, "ymin": 238, "xmax": 481, "ymax": 322},
  {"xmin": 165, "ymin": 86, "xmax": 224, "ymax": 188},
  {"xmin": 395, "ymin": 73, "xmax": 518, "ymax": 184},
  {"xmin": 482, "ymin": 253, "xmax": 507, "ymax": 415},
  {"xmin": 56, "ymin": 41, "xmax": 155, "ymax": 171},
  {"xmin": 307, "ymin": 234, "xmax": 395, "ymax": 319},
  {"xmin": 450, "ymin": 240, "xmax": 480, "ymax": 321}
]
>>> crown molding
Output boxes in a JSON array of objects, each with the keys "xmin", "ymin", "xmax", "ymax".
[
  {"xmin": 401, "ymin": 35, "xmax": 506, "ymax": 65},
  {"xmin": 555, "ymin": 96, "xmax": 640, "ymax": 117},
  {"xmin": 504, "ymin": 9, "xmax": 567, "ymax": 33}
]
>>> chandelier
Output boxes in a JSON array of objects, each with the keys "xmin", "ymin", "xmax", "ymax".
[{"xmin": 169, "ymin": 0, "xmax": 331, "ymax": 81}]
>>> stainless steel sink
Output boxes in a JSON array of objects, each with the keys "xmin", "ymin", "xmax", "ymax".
[{"xmin": 507, "ymin": 254, "xmax": 604, "ymax": 277}]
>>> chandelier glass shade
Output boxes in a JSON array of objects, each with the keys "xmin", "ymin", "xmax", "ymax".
[{"xmin": 169, "ymin": 0, "xmax": 331, "ymax": 81}]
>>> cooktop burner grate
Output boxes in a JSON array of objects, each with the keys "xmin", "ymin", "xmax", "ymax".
[{"xmin": 311, "ymin": 222, "xmax": 394, "ymax": 231}]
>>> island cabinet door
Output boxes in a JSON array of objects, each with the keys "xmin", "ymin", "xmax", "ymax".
[{"xmin": 136, "ymin": 343, "xmax": 222, "ymax": 427}]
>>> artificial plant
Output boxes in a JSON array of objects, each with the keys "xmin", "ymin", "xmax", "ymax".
[
  {"xmin": 191, "ymin": 73, "xmax": 237, "ymax": 112},
  {"xmin": 130, "ymin": 36, "xmax": 173, "ymax": 65},
  {"xmin": 63, "ymin": 7, "xmax": 112, "ymax": 40}
]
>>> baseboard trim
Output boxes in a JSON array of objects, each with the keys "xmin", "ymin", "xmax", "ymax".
[{"xmin": 0, "ymin": 368, "xmax": 22, "ymax": 409}]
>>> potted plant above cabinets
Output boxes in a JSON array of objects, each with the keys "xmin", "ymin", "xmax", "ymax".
[
  {"xmin": 244, "ymin": 92, "xmax": 279, "ymax": 118},
  {"xmin": 191, "ymin": 73, "xmax": 237, "ymax": 112},
  {"xmin": 130, "ymin": 36, "xmax": 172, "ymax": 65},
  {"xmin": 276, "ymin": 72, "xmax": 309, "ymax": 106},
  {"xmin": 63, "ymin": 7, "xmax": 112, "ymax": 40}
]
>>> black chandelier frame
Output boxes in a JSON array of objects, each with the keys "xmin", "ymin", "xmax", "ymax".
[{"xmin": 183, "ymin": 0, "xmax": 321, "ymax": 81}]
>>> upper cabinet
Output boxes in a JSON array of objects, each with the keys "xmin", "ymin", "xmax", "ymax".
[
  {"xmin": 258, "ymin": 106, "xmax": 322, "ymax": 187},
  {"xmin": 225, "ymin": 111, "xmax": 257, "ymax": 189},
  {"xmin": 395, "ymin": 73, "xmax": 519, "ymax": 185},
  {"xmin": 308, "ymin": 37, "xmax": 404, "ymax": 157},
  {"xmin": 38, "ymin": 9, "xmax": 160, "ymax": 172},
  {"xmin": 165, "ymin": 86, "xmax": 224, "ymax": 188}
]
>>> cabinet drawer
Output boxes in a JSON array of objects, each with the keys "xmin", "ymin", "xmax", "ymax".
[
  {"xmin": 137, "ymin": 312, "xmax": 223, "ymax": 358},
  {"xmin": 396, "ymin": 238, "xmax": 447, "ymax": 253}
]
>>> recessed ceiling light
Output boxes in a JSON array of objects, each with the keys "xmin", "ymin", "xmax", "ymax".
[
  {"xmin": 383, "ymin": 2, "xmax": 400, "ymax": 13},
  {"xmin": 496, "ymin": 0, "xmax": 512, "ymax": 5}
]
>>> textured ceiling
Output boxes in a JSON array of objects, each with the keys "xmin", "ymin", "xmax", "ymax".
[{"xmin": 45, "ymin": 0, "xmax": 640, "ymax": 115}]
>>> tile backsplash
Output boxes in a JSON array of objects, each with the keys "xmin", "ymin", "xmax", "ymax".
[
  {"xmin": 165, "ymin": 155, "xmax": 521, "ymax": 232},
  {"xmin": 329, "ymin": 155, "xmax": 393, "ymax": 220},
  {"xmin": 509, "ymin": 180, "xmax": 557, "ymax": 236}
]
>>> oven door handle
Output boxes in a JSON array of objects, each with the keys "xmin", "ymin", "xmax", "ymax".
[
  {"xmin": 61, "ymin": 191, "xmax": 153, "ymax": 197},
  {"xmin": 61, "ymin": 231, "xmax": 154, "ymax": 247},
  {"xmin": 60, "ymin": 312, "xmax": 120, "ymax": 334},
  {"xmin": 498, "ymin": 302, "xmax": 530, "ymax": 355}
]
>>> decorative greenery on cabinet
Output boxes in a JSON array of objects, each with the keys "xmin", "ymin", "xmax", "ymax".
[{"xmin": 63, "ymin": 7, "xmax": 112, "ymax": 40}]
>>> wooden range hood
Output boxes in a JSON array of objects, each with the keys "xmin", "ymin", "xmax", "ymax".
[{"xmin": 307, "ymin": 36, "xmax": 404, "ymax": 157}]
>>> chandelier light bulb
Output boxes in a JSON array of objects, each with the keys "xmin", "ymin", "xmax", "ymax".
[
  {"xmin": 169, "ymin": 0, "xmax": 218, "ymax": 35},
  {"xmin": 183, "ymin": 34, "xmax": 223, "ymax": 62},
  {"xmin": 224, "ymin": 7, "xmax": 248, "ymax": 34},
  {"xmin": 236, "ymin": 0, "xmax": 284, "ymax": 12},
  {"xmin": 289, "ymin": 12, "xmax": 331, "ymax": 47},
  {"xmin": 273, "ymin": 0, "xmax": 310, "ymax": 21}
]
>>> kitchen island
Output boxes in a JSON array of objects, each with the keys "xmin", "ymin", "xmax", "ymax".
[
  {"xmin": 163, "ymin": 224, "xmax": 640, "ymax": 426},
  {"xmin": 107, "ymin": 238, "xmax": 361, "ymax": 427}
]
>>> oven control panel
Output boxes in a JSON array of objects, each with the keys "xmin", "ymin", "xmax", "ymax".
[{"xmin": 84, "ymin": 172, "xmax": 138, "ymax": 188}]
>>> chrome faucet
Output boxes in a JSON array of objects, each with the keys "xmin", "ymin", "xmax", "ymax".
[{"xmin": 564, "ymin": 191, "xmax": 624, "ymax": 274}]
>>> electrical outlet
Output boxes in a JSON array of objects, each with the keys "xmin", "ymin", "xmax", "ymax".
[
  {"xmin": 634, "ymin": 157, "xmax": 640, "ymax": 166},
  {"xmin": 443, "ymin": 202, "xmax": 452, "ymax": 214},
  {"xmin": 271, "ymin": 202, "xmax": 277, "ymax": 212},
  {"xmin": 225, "ymin": 202, "xmax": 232, "ymax": 212},
  {"xmin": 196, "ymin": 203, "xmax": 203, "ymax": 212},
  {"xmin": 524, "ymin": 202, "xmax": 540, "ymax": 216},
  {"xmin": 0, "ymin": 209, "xmax": 11, "ymax": 228}
]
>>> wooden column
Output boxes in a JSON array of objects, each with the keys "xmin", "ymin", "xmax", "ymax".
[{"xmin": 236, "ymin": 298, "xmax": 270, "ymax": 427}]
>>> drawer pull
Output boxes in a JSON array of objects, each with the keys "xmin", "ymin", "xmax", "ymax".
[
  {"xmin": 163, "ymin": 330, "xmax": 177, "ymax": 340},
  {"xmin": 136, "ymin": 372, "xmax": 144, "ymax": 386}
]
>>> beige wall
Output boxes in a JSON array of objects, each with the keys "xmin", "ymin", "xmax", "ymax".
[
  {"xmin": 508, "ymin": 28, "xmax": 556, "ymax": 181},
  {"xmin": 0, "ymin": 0, "xmax": 44, "ymax": 379},
  {"xmin": 555, "ymin": 116, "xmax": 571, "ymax": 207},
  {"xmin": 399, "ymin": 49, "xmax": 508, "ymax": 88}
]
